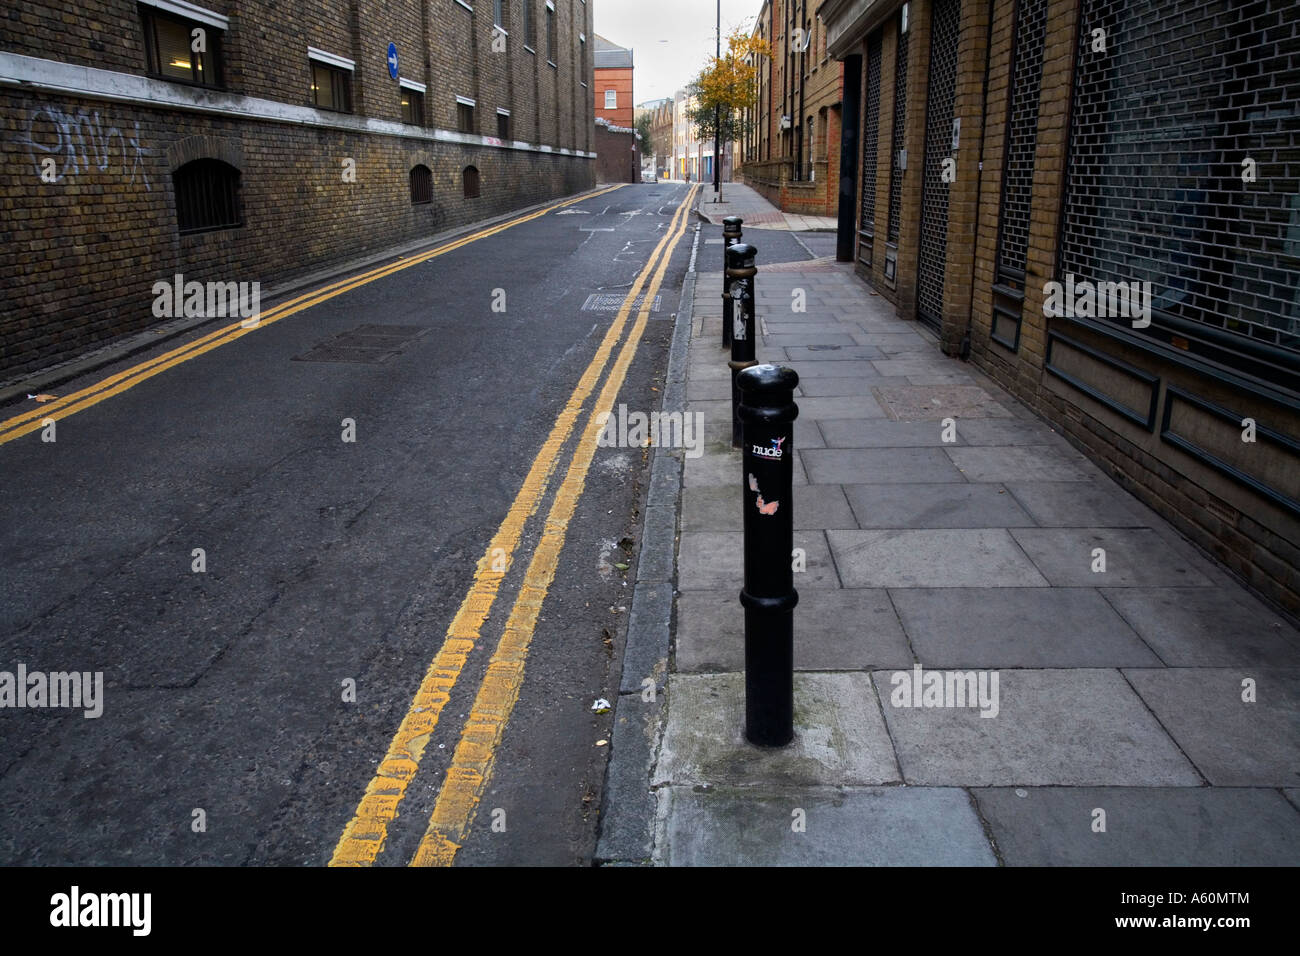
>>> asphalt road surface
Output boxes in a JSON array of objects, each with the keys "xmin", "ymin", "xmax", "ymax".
[{"xmin": 0, "ymin": 182, "xmax": 700, "ymax": 866}]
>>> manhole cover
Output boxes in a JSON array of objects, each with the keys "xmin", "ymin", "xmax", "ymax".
[
  {"xmin": 582, "ymin": 293, "xmax": 662, "ymax": 313},
  {"xmin": 293, "ymin": 325, "xmax": 428, "ymax": 364}
]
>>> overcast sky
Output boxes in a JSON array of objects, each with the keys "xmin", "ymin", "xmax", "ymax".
[{"xmin": 594, "ymin": 0, "xmax": 764, "ymax": 105}]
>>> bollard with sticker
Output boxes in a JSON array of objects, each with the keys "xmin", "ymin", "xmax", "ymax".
[
  {"xmin": 738, "ymin": 363, "xmax": 799, "ymax": 747},
  {"xmin": 727, "ymin": 242, "xmax": 759, "ymax": 448},
  {"xmin": 721, "ymin": 216, "xmax": 743, "ymax": 349}
]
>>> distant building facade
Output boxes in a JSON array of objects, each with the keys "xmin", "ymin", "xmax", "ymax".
[
  {"xmin": 0, "ymin": 0, "xmax": 595, "ymax": 379},
  {"xmin": 739, "ymin": 0, "xmax": 844, "ymax": 215},
  {"xmin": 637, "ymin": 98, "xmax": 673, "ymax": 177},
  {"xmin": 593, "ymin": 34, "xmax": 634, "ymax": 128},
  {"xmin": 591, "ymin": 33, "xmax": 635, "ymax": 183}
]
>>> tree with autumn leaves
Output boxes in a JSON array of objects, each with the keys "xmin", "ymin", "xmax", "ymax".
[{"xmin": 684, "ymin": 27, "xmax": 771, "ymax": 189}]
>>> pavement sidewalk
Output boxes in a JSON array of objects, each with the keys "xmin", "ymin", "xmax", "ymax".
[
  {"xmin": 697, "ymin": 181, "xmax": 838, "ymax": 233},
  {"xmin": 599, "ymin": 199, "xmax": 1300, "ymax": 866}
]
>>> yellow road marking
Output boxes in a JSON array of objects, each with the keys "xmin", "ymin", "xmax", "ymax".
[
  {"xmin": 410, "ymin": 185, "xmax": 699, "ymax": 867},
  {"xmin": 329, "ymin": 186, "xmax": 697, "ymax": 866},
  {"xmin": 0, "ymin": 185, "xmax": 625, "ymax": 446}
]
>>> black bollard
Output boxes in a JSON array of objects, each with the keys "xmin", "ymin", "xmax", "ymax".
[
  {"xmin": 726, "ymin": 242, "xmax": 758, "ymax": 448},
  {"xmin": 738, "ymin": 363, "xmax": 799, "ymax": 747},
  {"xmin": 721, "ymin": 216, "xmax": 743, "ymax": 349}
]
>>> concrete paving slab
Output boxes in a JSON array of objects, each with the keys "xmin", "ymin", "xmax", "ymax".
[
  {"xmin": 872, "ymin": 359, "xmax": 969, "ymax": 379},
  {"xmin": 873, "ymin": 668, "xmax": 1202, "ymax": 785},
  {"xmin": 973, "ymin": 787, "xmax": 1300, "ymax": 866},
  {"xmin": 949, "ymin": 417, "xmax": 1065, "ymax": 445},
  {"xmin": 1005, "ymin": 480, "xmax": 1151, "ymax": 526},
  {"xmin": 789, "ymin": 360, "xmax": 883, "ymax": 379},
  {"xmin": 685, "ymin": 362, "xmax": 733, "ymax": 381},
  {"xmin": 683, "ymin": 448, "xmax": 742, "ymax": 487},
  {"xmin": 652, "ymin": 672, "xmax": 900, "ymax": 787},
  {"xmin": 675, "ymin": 588, "xmax": 912, "ymax": 672},
  {"xmin": 1010, "ymin": 528, "xmax": 1218, "ymax": 587},
  {"xmin": 657, "ymin": 785, "xmax": 996, "ymax": 866},
  {"xmin": 819, "ymin": 419, "xmax": 963, "ymax": 447},
  {"xmin": 797, "ymin": 376, "xmax": 912, "ymax": 396},
  {"xmin": 844, "ymin": 483, "xmax": 1036, "ymax": 529},
  {"xmin": 1123, "ymin": 668, "xmax": 1300, "ymax": 787},
  {"xmin": 783, "ymin": 345, "xmax": 886, "ymax": 363},
  {"xmin": 947, "ymin": 446, "xmax": 1097, "ymax": 482},
  {"xmin": 890, "ymin": 587, "xmax": 1161, "ymax": 667},
  {"xmin": 682, "ymin": 484, "xmax": 856, "ymax": 532},
  {"xmin": 763, "ymin": 333, "xmax": 861, "ymax": 348},
  {"xmin": 792, "ymin": 395, "xmax": 889, "ymax": 419},
  {"xmin": 875, "ymin": 385, "xmax": 1013, "ymax": 420},
  {"xmin": 803, "ymin": 448, "xmax": 967, "ymax": 484},
  {"xmin": 686, "ymin": 379, "xmax": 734, "ymax": 401},
  {"xmin": 763, "ymin": 322, "xmax": 858, "ymax": 336},
  {"xmin": 829, "ymin": 529, "xmax": 1050, "ymax": 588},
  {"xmin": 1101, "ymin": 587, "xmax": 1300, "ymax": 666},
  {"xmin": 677, "ymin": 531, "xmax": 840, "ymax": 590}
]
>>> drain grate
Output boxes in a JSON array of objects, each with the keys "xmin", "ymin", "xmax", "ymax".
[
  {"xmin": 293, "ymin": 324, "xmax": 429, "ymax": 364},
  {"xmin": 582, "ymin": 293, "xmax": 662, "ymax": 313}
]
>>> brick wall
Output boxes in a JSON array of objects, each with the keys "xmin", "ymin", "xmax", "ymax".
[
  {"xmin": 593, "ymin": 123, "xmax": 638, "ymax": 183},
  {"xmin": 0, "ymin": 0, "xmax": 594, "ymax": 379},
  {"xmin": 832, "ymin": 0, "xmax": 1300, "ymax": 617}
]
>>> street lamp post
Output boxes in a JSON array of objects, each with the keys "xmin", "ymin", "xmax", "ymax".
[{"xmin": 714, "ymin": 0, "xmax": 722, "ymax": 202}]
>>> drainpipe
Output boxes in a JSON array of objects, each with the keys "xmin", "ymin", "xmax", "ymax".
[{"xmin": 961, "ymin": 0, "xmax": 998, "ymax": 360}]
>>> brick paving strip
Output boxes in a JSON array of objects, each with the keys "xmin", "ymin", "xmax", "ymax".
[{"xmin": 617, "ymin": 250, "xmax": 1300, "ymax": 866}]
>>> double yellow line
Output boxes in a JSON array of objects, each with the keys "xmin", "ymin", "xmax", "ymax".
[
  {"xmin": 330, "ymin": 184, "xmax": 699, "ymax": 867},
  {"xmin": 0, "ymin": 185, "xmax": 624, "ymax": 447}
]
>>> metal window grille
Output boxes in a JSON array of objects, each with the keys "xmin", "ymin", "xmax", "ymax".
[
  {"xmin": 861, "ymin": 31, "xmax": 884, "ymax": 241},
  {"xmin": 174, "ymin": 159, "xmax": 241, "ymax": 235},
  {"xmin": 887, "ymin": 15, "xmax": 909, "ymax": 242},
  {"xmin": 916, "ymin": 0, "xmax": 961, "ymax": 327},
  {"xmin": 1059, "ymin": 0, "xmax": 1300, "ymax": 378},
  {"xmin": 995, "ymin": 0, "xmax": 1048, "ymax": 286},
  {"xmin": 410, "ymin": 165, "xmax": 432, "ymax": 205}
]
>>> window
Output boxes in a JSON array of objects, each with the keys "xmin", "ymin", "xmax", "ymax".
[
  {"xmin": 401, "ymin": 81, "xmax": 425, "ymax": 124},
  {"xmin": 579, "ymin": 35, "xmax": 586, "ymax": 85},
  {"xmin": 497, "ymin": 110, "xmax": 511, "ymax": 140},
  {"xmin": 457, "ymin": 97, "xmax": 475, "ymax": 133},
  {"xmin": 524, "ymin": 0, "xmax": 536, "ymax": 48},
  {"xmin": 493, "ymin": 0, "xmax": 505, "ymax": 28},
  {"xmin": 410, "ymin": 165, "xmax": 432, "ymax": 205},
  {"xmin": 141, "ymin": 6, "xmax": 222, "ymax": 87},
  {"xmin": 463, "ymin": 165, "xmax": 481, "ymax": 199},
  {"xmin": 310, "ymin": 53, "xmax": 353, "ymax": 113},
  {"xmin": 604, "ymin": 89, "xmax": 617, "ymax": 110},
  {"xmin": 173, "ymin": 158, "xmax": 241, "ymax": 235},
  {"xmin": 546, "ymin": 2, "xmax": 556, "ymax": 63}
]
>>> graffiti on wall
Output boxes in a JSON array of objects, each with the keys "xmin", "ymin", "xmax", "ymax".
[{"xmin": 16, "ymin": 105, "xmax": 151, "ymax": 190}]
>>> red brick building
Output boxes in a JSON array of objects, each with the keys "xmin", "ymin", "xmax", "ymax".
[{"xmin": 593, "ymin": 34, "xmax": 633, "ymax": 129}]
